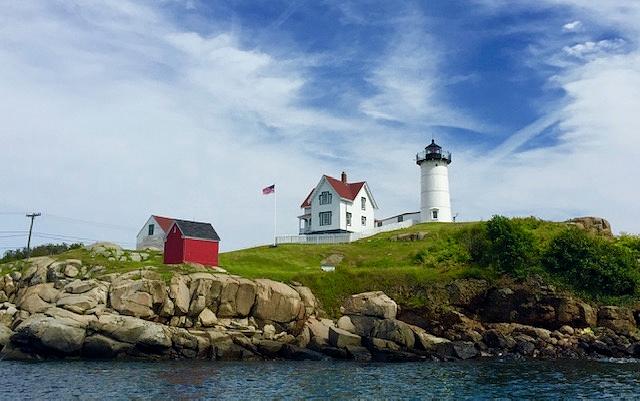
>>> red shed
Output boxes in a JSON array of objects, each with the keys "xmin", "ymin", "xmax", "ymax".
[{"xmin": 163, "ymin": 219, "xmax": 221, "ymax": 267}]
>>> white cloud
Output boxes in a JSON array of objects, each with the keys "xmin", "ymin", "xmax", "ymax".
[
  {"xmin": 563, "ymin": 20, "xmax": 583, "ymax": 32},
  {"xmin": 563, "ymin": 38, "xmax": 626, "ymax": 59},
  {"xmin": 358, "ymin": 8, "xmax": 484, "ymax": 132},
  {"xmin": 460, "ymin": 0, "xmax": 640, "ymax": 234},
  {"xmin": 0, "ymin": 1, "xmax": 443, "ymax": 251}
]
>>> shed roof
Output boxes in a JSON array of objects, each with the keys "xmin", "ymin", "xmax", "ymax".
[
  {"xmin": 152, "ymin": 215, "xmax": 175, "ymax": 232},
  {"xmin": 172, "ymin": 219, "xmax": 220, "ymax": 241}
]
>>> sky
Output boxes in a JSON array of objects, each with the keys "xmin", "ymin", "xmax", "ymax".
[{"xmin": 1, "ymin": 0, "xmax": 639, "ymax": 252}]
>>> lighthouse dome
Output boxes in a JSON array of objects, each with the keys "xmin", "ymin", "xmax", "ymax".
[{"xmin": 416, "ymin": 139, "xmax": 451, "ymax": 165}]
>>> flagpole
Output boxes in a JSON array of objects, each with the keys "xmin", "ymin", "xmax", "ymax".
[{"xmin": 273, "ymin": 185, "xmax": 277, "ymax": 247}]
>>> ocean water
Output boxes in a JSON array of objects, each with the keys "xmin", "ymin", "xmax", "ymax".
[{"xmin": 0, "ymin": 359, "xmax": 638, "ymax": 400}]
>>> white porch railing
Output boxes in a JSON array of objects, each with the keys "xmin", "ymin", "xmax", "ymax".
[{"xmin": 276, "ymin": 220, "xmax": 416, "ymax": 245}]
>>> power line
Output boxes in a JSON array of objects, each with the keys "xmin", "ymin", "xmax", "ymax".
[{"xmin": 44, "ymin": 213, "xmax": 136, "ymax": 231}]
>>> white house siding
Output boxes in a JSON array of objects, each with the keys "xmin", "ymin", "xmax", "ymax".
[
  {"xmin": 136, "ymin": 216, "xmax": 166, "ymax": 250},
  {"xmin": 303, "ymin": 179, "xmax": 376, "ymax": 234},
  {"xmin": 342, "ymin": 187, "xmax": 375, "ymax": 233},
  {"xmin": 309, "ymin": 180, "xmax": 342, "ymax": 233}
]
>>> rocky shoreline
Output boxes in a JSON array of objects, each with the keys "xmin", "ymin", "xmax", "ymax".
[{"xmin": 0, "ymin": 251, "xmax": 639, "ymax": 362}]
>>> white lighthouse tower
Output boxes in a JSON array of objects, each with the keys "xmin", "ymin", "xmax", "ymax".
[{"xmin": 416, "ymin": 139, "xmax": 453, "ymax": 222}]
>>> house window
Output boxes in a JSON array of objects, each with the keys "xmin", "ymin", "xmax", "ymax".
[
  {"xmin": 148, "ymin": 224, "xmax": 155, "ymax": 235},
  {"xmin": 319, "ymin": 191, "xmax": 332, "ymax": 205},
  {"xmin": 361, "ymin": 216, "xmax": 367, "ymax": 226},
  {"xmin": 361, "ymin": 197, "xmax": 366, "ymax": 210},
  {"xmin": 398, "ymin": 215, "xmax": 404, "ymax": 222},
  {"xmin": 319, "ymin": 212, "xmax": 332, "ymax": 226},
  {"xmin": 346, "ymin": 212, "xmax": 352, "ymax": 226},
  {"xmin": 432, "ymin": 210, "xmax": 439, "ymax": 220}
]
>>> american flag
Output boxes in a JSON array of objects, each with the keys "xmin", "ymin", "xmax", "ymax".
[{"xmin": 262, "ymin": 184, "xmax": 275, "ymax": 195}]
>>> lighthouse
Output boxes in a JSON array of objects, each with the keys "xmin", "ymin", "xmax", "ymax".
[{"xmin": 416, "ymin": 139, "xmax": 453, "ymax": 222}]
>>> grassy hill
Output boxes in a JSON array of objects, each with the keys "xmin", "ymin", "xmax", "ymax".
[
  {"xmin": 2, "ymin": 217, "xmax": 638, "ymax": 316},
  {"xmin": 219, "ymin": 219, "xmax": 568, "ymax": 314}
]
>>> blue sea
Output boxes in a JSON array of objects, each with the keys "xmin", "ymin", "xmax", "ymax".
[{"xmin": 0, "ymin": 360, "xmax": 638, "ymax": 400}]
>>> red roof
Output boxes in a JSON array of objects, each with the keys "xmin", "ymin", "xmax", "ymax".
[
  {"xmin": 300, "ymin": 175, "xmax": 366, "ymax": 207},
  {"xmin": 152, "ymin": 215, "xmax": 175, "ymax": 233}
]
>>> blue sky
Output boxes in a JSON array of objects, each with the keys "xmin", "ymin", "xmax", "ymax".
[{"xmin": 1, "ymin": 0, "xmax": 639, "ymax": 251}]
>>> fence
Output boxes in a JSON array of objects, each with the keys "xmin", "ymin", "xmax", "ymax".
[{"xmin": 275, "ymin": 220, "xmax": 415, "ymax": 245}]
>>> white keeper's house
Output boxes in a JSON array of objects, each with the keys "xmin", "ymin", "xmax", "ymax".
[{"xmin": 298, "ymin": 172, "xmax": 378, "ymax": 234}]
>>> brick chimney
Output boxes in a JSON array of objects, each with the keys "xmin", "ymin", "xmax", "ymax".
[{"xmin": 341, "ymin": 171, "xmax": 347, "ymax": 183}]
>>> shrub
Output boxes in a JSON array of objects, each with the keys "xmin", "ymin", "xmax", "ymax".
[
  {"xmin": 0, "ymin": 242, "xmax": 83, "ymax": 263},
  {"xmin": 543, "ymin": 228, "xmax": 639, "ymax": 296},
  {"xmin": 457, "ymin": 224, "xmax": 491, "ymax": 266},
  {"xmin": 485, "ymin": 215, "xmax": 536, "ymax": 275}
]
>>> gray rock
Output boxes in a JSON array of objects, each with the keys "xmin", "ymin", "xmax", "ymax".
[
  {"xmin": 64, "ymin": 279, "xmax": 99, "ymax": 294},
  {"xmin": 0, "ymin": 325, "xmax": 13, "ymax": 347},
  {"xmin": 82, "ymin": 334, "xmax": 132, "ymax": 358},
  {"xmin": 329, "ymin": 326, "xmax": 361, "ymax": 348},
  {"xmin": 345, "ymin": 345, "xmax": 372, "ymax": 362},
  {"xmin": 11, "ymin": 314, "xmax": 86, "ymax": 354},
  {"xmin": 168, "ymin": 275, "xmax": 189, "ymax": 315},
  {"xmin": 341, "ymin": 291, "xmax": 398, "ymax": 319},
  {"xmin": 253, "ymin": 279, "xmax": 303, "ymax": 323},
  {"xmin": 15, "ymin": 283, "xmax": 59, "ymax": 313},
  {"xmin": 109, "ymin": 279, "xmax": 167, "ymax": 318},
  {"xmin": 89, "ymin": 314, "xmax": 171, "ymax": 349},
  {"xmin": 306, "ymin": 317, "xmax": 334, "ymax": 345},
  {"xmin": 371, "ymin": 319, "xmax": 415, "ymax": 349},
  {"xmin": 64, "ymin": 265, "xmax": 79, "ymax": 278},
  {"xmin": 198, "ymin": 308, "xmax": 217, "ymax": 327}
]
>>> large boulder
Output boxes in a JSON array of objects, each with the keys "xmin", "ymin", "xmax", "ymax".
[
  {"xmin": 306, "ymin": 317, "xmax": 334, "ymax": 346},
  {"xmin": 328, "ymin": 326, "xmax": 361, "ymax": 348},
  {"xmin": 82, "ymin": 334, "xmax": 132, "ymax": 358},
  {"xmin": 15, "ymin": 283, "xmax": 59, "ymax": 313},
  {"xmin": 253, "ymin": 279, "xmax": 303, "ymax": 323},
  {"xmin": 341, "ymin": 291, "xmax": 398, "ymax": 319},
  {"xmin": 0, "ymin": 325, "xmax": 13, "ymax": 347},
  {"xmin": 293, "ymin": 285, "xmax": 319, "ymax": 317},
  {"xmin": 213, "ymin": 275, "xmax": 256, "ymax": 317},
  {"xmin": 89, "ymin": 314, "xmax": 172, "ymax": 349},
  {"xmin": 566, "ymin": 217, "xmax": 612, "ymax": 237},
  {"xmin": 109, "ymin": 279, "xmax": 167, "ymax": 319},
  {"xmin": 598, "ymin": 306, "xmax": 637, "ymax": 335},
  {"xmin": 10, "ymin": 314, "xmax": 86, "ymax": 355},
  {"xmin": 22, "ymin": 257, "xmax": 55, "ymax": 285},
  {"xmin": 371, "ymin": 319, "xmax": 416, "ymax": 349},
  {"xmin": 169, "ymin": 275, "xmax": 191, "ymax": 315},
  {"xmin": 57, "ymin": 282, "xmax": 107, "ymax": 314}
]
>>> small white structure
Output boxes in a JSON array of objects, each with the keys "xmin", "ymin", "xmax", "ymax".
[
  {"xmin": 135, "ymin": 215, "xmax": 175, "ymax": 250},
  {"xmin": 376, "ymin": 212, "xmax": 421, "ymax": 227},
  {"xmin": 416, "ymin": 140, "xmax": 453, "ymax": 222},
  {"xmin": 298, "ymin": 172, "xmax": 378, "ymax": 234}
]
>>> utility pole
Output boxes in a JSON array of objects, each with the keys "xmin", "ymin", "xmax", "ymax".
[{"xmin": 25, "ymin": 212, "xmax": 41, "ymax": 258}]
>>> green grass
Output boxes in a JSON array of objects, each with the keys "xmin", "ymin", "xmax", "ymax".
[
  {"xmin": 219, "ymin": 222, "xmax": 490, "ymax": 314},
  {"xmin": 2, "ymin": 218, "xmax": 635, "ymax": 316}
]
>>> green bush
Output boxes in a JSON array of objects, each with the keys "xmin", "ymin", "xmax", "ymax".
[
  {"xmin": 1, "ymin": 243, "xmax": 83, "ymax": 263},
  {"xmin": 485, "ymin": 215, "xmax": 536, "ymax": 275},
  {"xmin": 543, "ymin": 228, "xmax": 639, "ymax": 296},
  {"xmin": 457, "ymin": 224, "xmax": 491, "ymax": 265}
]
